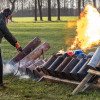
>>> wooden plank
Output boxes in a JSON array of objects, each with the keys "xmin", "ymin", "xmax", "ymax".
[
  {"xmin": 88, "ymin": 69, "xmax": 100, "ymax": 76},
  {"xmin": 38, "ymin": 76, "xmax": 45, "ymax": 82},
  {"xmin": 82, "ymin": 76, "xmax": 99, "ymax": 91},
  {"xmin": 72, "ymin": 73, "xmax": 93, "ymax": 95},
  {"xmin": 38, "ymin": 75, "xmax": 79, "ymax": 85}
]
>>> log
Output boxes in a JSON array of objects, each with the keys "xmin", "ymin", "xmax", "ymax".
[{"xmin": 9, "ymin": 37, "xmax": 41, "ymax": 65}]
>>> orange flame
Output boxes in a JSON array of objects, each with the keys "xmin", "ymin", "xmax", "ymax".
[
  {"xmin": 69, "ymin": 4, "xmax": 100, "ymax": 50},
  {"xmin": 67, "ymin": 21, "xmax": 77, "ymax": 28},
  {"xmin": 58, "ymin": 49, "xmax": 65, "ymax": 54}
]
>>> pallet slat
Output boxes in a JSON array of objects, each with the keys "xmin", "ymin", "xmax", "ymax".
[{"xmin": 88, "ymin": 69, "xmax": 100, "ymax": 76}]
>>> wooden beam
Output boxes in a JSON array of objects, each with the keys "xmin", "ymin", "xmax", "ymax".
[
  {"xmin": 72, "ymin": 73, "xmax": 93, "ymax": 95},
  {"xmin": 88, "ymin": 69, "xmax": 100, "ymax": 76},
  {"xmin": 38, "ymin": 75, "xmax": 79, "ymax": 85}
]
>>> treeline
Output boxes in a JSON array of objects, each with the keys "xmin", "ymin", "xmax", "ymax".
[{"xmin": 0, "ymin": 0, "xmax": 100, "ymax": 21}]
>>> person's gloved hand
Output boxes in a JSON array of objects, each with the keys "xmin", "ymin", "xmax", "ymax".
[
  {"xmin": 15, "ymin": 42, "xmax": 23, "ymax": 52},
  {"xmin": 17, "ymin": 47, "xmax": 23, "ymax": 52}
]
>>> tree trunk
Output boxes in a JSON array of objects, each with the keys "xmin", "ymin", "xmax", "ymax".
[
  {"xmin": 17, "ymin": 0, "xmax": 18, "ymax": 11},
  {"xmin": 64, "ymin": 0, "xmax": 66, "ymax": 10},
  {"xmin": 57, "ymin": 0, "xmax": 60, "ymax": 20},
  {"xmin": 38, "ymin": 0, "xmax": 43, "ymax": 21},
  {"xmin": 93, "ymin": 0, "xmax": 96, "ymax": 7},
  {"xmin": 35, "ymin": 0, "xmax": 37, "ymax": 21},
  {"xmin": 83, "ymin": 0, "xmax": 84, "ymax": 8},
  {"xmin": 78, "ymin": 0, "xmax": 81, "ymax": 17},
  {"xmin": 8, "ymin": 0, "xmax": 16, "ymax": 12},
  {"xmin": 8, "ymin": 0, "xmax": 17, "ymax": 21},
  {"xmin": 22, "ymin": 0, "xmax": 24, "ymax": 17},
  {"xmin": 48, "ymin": 0, "xmax": 51, "ymax": 21}
]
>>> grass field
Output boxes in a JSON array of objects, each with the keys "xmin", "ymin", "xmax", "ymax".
[
  {"xmin": 13, "ymin": 16, "xmax": 78, "ymax": 23},
  {"xmin": 0, "ymin": 17, "xmax": 99, "ymax": 100}
]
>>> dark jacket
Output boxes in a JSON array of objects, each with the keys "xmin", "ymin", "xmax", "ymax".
[{"xmin": 0, "ymin": 12, "xmax": 17, "ymax": 47}]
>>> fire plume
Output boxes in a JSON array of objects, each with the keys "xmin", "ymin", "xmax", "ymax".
[{"xmin": 70, "ymin": 4, "xmax": 100, "ymax": 50}]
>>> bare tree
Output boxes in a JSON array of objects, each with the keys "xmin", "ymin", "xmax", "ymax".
[
  {"xmin": 22, "ymin": 0, "xmax": 24, "ymax": 17},
  {"xmin": 57, "ymin": 0, "xmax": 60, "ymax": 20},
  {"xmin": 64, "ymin": 0, "xmax": 66, "ymax": 9},
  {"xmin": 8, "ymin": 0, "xmax": 17, "ymax": 13},
  {"xmin": 38, "ymin": 0, "xmax": 43, "ymax": 21},
  {"xmin": 8, "ymin": 0, "xmax": 17, "ymax": 21},
  {"xmin": 78, "ymin": 0, "xmax": 81, "ymax": 17},
  {"xmin": 35, "ymin": 0, "xmax": 37, "ymax": 21},
  {"xmin": 48, "ymin": 0, "xmax": 51, "ymax": 21},
  {"xmin": 93, "ymin": 0, "xmax": 96, "ymax": 7},
  {"xmin": 82, "ymin": 0, "xmax": 84, "ymax": 7}
]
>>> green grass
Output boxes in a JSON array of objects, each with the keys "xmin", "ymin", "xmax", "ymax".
[
  {"xmin": 0, "ymin": 17, "xmax": 99, "ymax": 100},
  {"xmin": 12, "ymin": 16, "xmax": 78, "ymax": 23}
]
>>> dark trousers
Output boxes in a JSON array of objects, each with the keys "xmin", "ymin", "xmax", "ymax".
[{"xmin": 0, "ymin": 48, "xmax": 3, "ymax": 84}]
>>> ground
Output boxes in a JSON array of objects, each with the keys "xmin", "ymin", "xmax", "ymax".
[{"xmin": 0, "ymin": 17, "xmax": 100, "ymax": 100}]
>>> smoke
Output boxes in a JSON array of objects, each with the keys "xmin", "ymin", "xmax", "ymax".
[
  {"xmin": 3, "ymin": 62, "xmax": 30, "ymax": 79},
  {"xmin": 3, "ymin": 64, "xmax": 13, "ymax": 75}
]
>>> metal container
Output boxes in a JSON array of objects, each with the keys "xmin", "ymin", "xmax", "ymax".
[
  {"xmin": 70, "ymin": 58, "xmax": 87, "ymax": 81},
  {"xmin": 15, "ymin": 42, "xmax": 50, "ymax": 67},
  {"xmin": 20, "ymin": 60, "xmax": 35, "ymax": 72},
  {"xmin": 96, "ymin": 61, "xmax": 100, "ymax": 71},
  {"xmin": 26, "ymin": 59, "xmax": 44, "ymax": 79},
  {"xmin": 47, "ymin": 56, "xmax": 65, "ymax": 76},
  {"xmin": 77, "ymin": 58, "xmax": 91, "ymax": 81},
  {"xmin": 54, "ymin": 56, "xmax": 72, "ymax": 78},
  {"xmin": 61, "ymin": 58, "xmax": 80, "ymax": 80},
  {"xmin": 26, "ymin": 64, "xmax": 36, "ymax": 78},
  {"xmin": 41, "ymin": 54, "xmax": 57, "ymax": 75},
  {"xmin": 33, "ymin": 69, "xmax": 44, "ymax": 79},
  {"xmin": 9, "ymin": 37, "xmax": 41, "ymax": 65},
  {"xmin": 87, "ymin": 52, "xmax": 94, "ymax": 58},
  {"xmin": 74, "ymin": 50, "xmax": 83, "ymax": 56},
  {"xmin": 87, "ymin": 46, "xmax": 100, "ymax": 70}
]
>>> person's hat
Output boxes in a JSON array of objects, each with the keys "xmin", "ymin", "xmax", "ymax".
[{"xmin": 2, "ymin": 8, "xmax": 12, "ymax": 17}]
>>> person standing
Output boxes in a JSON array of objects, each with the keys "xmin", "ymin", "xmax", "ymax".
[{"xmin": 0, "ymin": 8, "xmax": 22, "ymax": 85}]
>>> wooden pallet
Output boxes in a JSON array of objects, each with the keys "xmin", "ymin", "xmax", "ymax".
[
  {"xmin": 38, "ymin": 69, "xmax": 100, "ymax": 95},
  {"xmin": 72, "ymin": 69, "xmax": 100, "ymax": 95}
]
